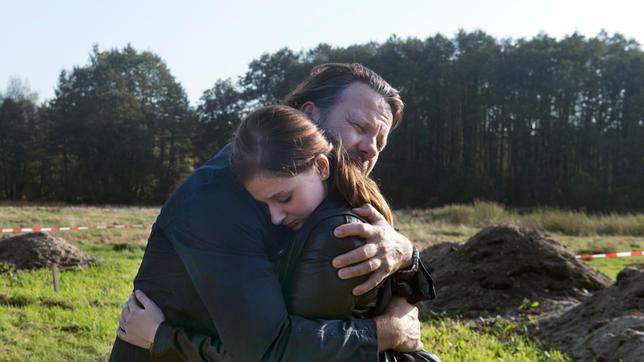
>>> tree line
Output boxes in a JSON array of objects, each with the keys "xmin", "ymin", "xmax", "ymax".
[{"xmin": 1, "ymin": 32, "xmax": 643, "ymax": 211}]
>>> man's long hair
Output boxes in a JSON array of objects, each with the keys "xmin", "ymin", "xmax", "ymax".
[{"xmin": 283, "ymin": 63, "xmax": 404, "ymax": 130}]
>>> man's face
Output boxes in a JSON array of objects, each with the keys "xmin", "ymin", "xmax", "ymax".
[{"xmin": 318, "ymin": 82, "xmax": 393, "ymax": 174}]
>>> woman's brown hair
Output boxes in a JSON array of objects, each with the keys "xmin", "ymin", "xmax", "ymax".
[{"xmin": 230, "ymin": 105, "xmax": 394, "ymax": 224}]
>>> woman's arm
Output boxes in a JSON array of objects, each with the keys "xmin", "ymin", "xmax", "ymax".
[
  {"xmin": 283, "ymin": 212, "xmax": 427, "ymax": 354},
  {"xmin": 283, "ymin": 213, "xmax": 372, "ymax": 319},
  {"xmin": 332, "ymin": 204, "xmax": 436, "ymax": 303}
]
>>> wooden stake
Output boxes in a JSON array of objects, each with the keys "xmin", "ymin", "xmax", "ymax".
[{"xmin": 51, "ymin": 264, "xmax": 60, "ymax": 293}]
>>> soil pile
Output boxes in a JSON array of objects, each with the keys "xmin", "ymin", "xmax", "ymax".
[
  {"xmin": 0, "ymin": 232, "xmax": 97, "ymax": 270},
  {"xmin": 420, "ymin": 225, "xmax": 612, "ymax": 318},
  {"xmin": 537, "ymin": 267, "xmax": 644, "ymax": 362}
]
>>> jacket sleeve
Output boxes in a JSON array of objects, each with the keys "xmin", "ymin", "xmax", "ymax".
[
  {"xmin": 157, "ymin": 186, "xmax": 378, "ymax": 362},
  {"xmin": 151, "ymin": 322, "xmax": 230, "ymax": 361},
  {"xmin": 284, "ymin": 214, "xmax": 373, "ymax": 319},
  {"xmin": 392, "ymin": 256, "xmax": 437, "ymax": 304}
]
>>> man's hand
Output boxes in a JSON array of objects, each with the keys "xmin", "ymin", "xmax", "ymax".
[
  {"xmin": 332, "ymin": 204, "xmax": 414, "ymax": 295},
  {"xmin": 374, "ymin": 297, "xmax": 423, "ymax": 352},
  {"xmin": 116, "ymin": 290, "xmax": 165, "ymax": 350}
]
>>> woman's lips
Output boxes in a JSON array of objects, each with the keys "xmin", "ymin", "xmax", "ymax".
[{"xmin": 284, "ymin": 219, "xmax": 302, "ymax": 229}]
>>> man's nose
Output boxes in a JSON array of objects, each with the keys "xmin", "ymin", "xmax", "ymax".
[
  {"xmin": 268, "ymin": 204, "xmax": 286, "ymax": 225},
  {"xmin": 359, "ymin": 136, "xmax": 379, "ymax": 160}
]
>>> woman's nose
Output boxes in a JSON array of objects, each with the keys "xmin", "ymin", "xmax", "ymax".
[{"xmin": 268, "ymin": 204, "xmax": 286, "ymax": 225}]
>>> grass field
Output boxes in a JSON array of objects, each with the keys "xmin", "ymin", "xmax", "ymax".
[{"xmin": 1, "ymin": 204, "xmax": 642, "ymax": 361}]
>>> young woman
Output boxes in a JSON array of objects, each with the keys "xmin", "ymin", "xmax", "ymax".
[{"xmin": 119, "ymin": 105, "xmax": 439, "ymax": 361}]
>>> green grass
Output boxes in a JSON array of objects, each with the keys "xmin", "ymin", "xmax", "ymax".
[
  {"xmin": 395, "ymin": 204, "xmax": 644, "ymax": 254},
  {"xmin": 0, "ymin": 244, "xmax": 143, "ymax": 361},
  {"xmin": 421, "ymin": 317, "xmax": 569, "ymax": 361},
  {"xmin": 0, "ymin": 205, "xmax": 642, "ymax": 361},
  {"xmin": 547, "ymin": 233, "xmax": 643, "ymax": 255},
  {"xmin": 398, "ymin": 200, "xmax": 644, "ymax": 237},
  {"xmin": 584, "ymin": 257, "xmax": 644, "ymax": 280},
  {"xmin": 0, "ymin": 204, "xmax": 159, "ymax": 230}
]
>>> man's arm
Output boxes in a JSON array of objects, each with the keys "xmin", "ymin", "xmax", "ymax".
[
  {"xmin": 117, "ymin": 211, "xmax": 424, "ymax": 360},
  {"xmin": 117, "ymin": 293, "xmax": 423, "ymax": 360},
  {"xmin": 159, "ymin": 186, "xmax": 378, "ymax": 361}
]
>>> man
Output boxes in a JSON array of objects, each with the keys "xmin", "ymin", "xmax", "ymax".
[{"xmin": 111, "ymin": 63, "xmax": 434, "ymax": 361}]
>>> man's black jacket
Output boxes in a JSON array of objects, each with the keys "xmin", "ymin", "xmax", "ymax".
[
  {"xmin": 141, "ymin": 194, "xmax": 437, "ymax": 361},
  {"xmin": 109, "ymin": 145, "xmax": 434, "ymax": 361},
  {"xmin": 109, "ymin": 145, "xmax": 378, "ymax": 362}
]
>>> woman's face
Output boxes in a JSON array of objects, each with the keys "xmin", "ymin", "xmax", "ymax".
[{"xmin": 244, "ymin": 155, "xmax": 330, "ymax": 230}]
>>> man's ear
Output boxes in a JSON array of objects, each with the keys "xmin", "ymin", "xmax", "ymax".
[
  {"xmin": 300, "ymin": 101, "xmax": 322, "ymax": 122},
  {"xmin": 313, "ymin": 154, "xmax": 330, "ymax": 181}
]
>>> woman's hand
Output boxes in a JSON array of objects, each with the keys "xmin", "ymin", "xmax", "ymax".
[
  {"xmin": 116, "ymin": 290, "xmax": 165, "ymax": 350},
  {"xmin": 332, "ymin": 204, "xmax": 414, "ymax": 295}
]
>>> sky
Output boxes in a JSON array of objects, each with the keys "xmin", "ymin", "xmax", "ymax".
[{"xmin": 2, "ymin": 0, "xmax": 643, "ymax": 105}]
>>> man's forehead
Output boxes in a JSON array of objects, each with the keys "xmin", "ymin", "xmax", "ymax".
[
  {"xmin": 336, "ymin": 84, "xmax": 393, "ymax": 130},
  {"xmin": 346, "ymin": 108, "xmax": 392, "ymax": 132}
]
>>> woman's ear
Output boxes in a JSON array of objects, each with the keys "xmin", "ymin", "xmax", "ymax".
[{"xmin": 313, "ymin": 154, "xmax": 330, "ymax": 181}]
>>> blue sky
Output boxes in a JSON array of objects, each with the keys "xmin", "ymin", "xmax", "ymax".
[{"xmin": 2, "ymin": 0, "xmax": 643, "ymax": 105}]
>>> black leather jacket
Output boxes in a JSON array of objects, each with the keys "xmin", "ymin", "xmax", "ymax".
[
  {"xmin": 280, "ymin": 195, "xmax": 438, "ymax": 362},
  {"xmin": 109, "ymin": 146, "xmax": 379, "ymax": 362},
  {"xmin": 139, "ymin": 194, "xmax": 438, "ymax": 362}
]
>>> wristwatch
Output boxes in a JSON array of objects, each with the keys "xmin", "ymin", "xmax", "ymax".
[{"xmin": 395, "ymin": 245, "xmax": 419, "ymax": 276}]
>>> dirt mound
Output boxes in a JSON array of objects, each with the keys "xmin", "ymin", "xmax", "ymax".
[
  {"xmin": 420, "ymin": 225, "xmax": 612, "ymax": 318},
  {"xmin": 536, "ymin": 267, "xmax": 644, "ymax": 362},
  {"xmin": 0, "ymin": 232, "xmax": 97, "ymax": 270}
]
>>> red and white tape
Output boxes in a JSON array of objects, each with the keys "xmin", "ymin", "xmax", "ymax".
[
  {"xmin": 2, "ymin": 225, "xmax": 643, "ymax": 261},
  {"xmin": 576, "ymin": 251, "xmax": 643, "ymax": 260},
  {"xmin": 1, "ymin": 224, "xmax": 152, "ymax": 233}
]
